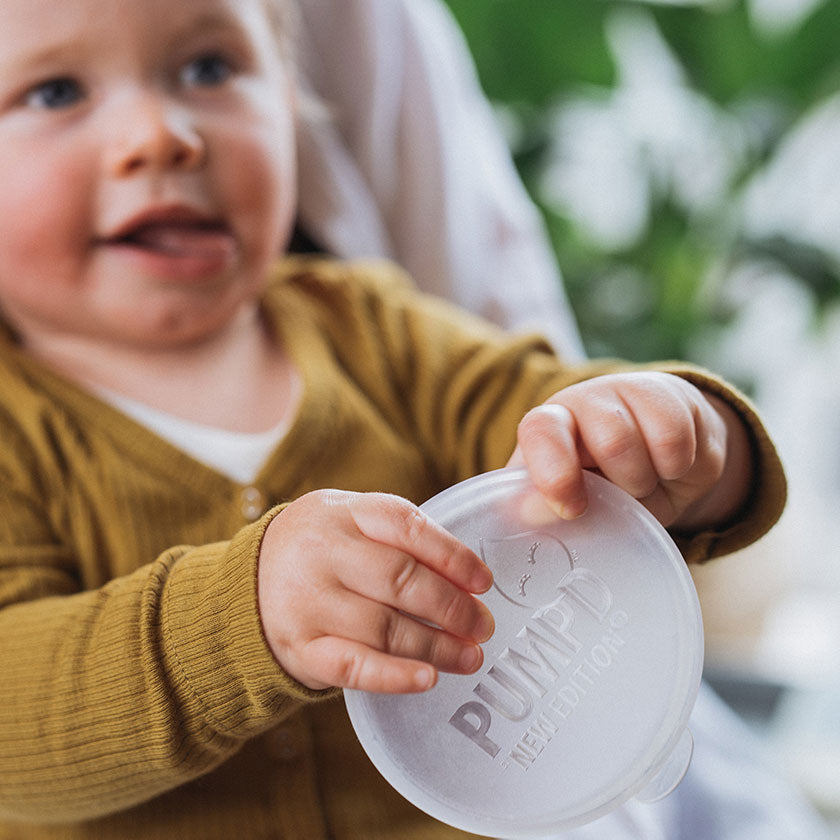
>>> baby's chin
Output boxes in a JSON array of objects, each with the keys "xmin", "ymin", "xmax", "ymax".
[{"xmin": 102, "ymin": 284, "xmax": 266, "ymax": 351}]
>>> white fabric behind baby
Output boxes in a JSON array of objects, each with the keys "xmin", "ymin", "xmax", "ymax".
[{"xmin": 295, "ymin": 0, "xmax": 585, "ymax": 360}]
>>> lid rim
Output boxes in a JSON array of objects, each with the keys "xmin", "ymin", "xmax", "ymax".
[{"xmin": 345, "ymin": 468, "xmax": 704, "ymax": 837}]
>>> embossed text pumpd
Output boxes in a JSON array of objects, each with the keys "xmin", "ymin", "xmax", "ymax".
[{"xmin": 345, "ymin": 469, "xmax": 703, "ymax": 838}]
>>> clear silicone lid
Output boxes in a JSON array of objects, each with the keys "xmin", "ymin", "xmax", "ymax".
[{"xmin": 345, "ymin": 468, "xmax": 704, "ymax": 838}]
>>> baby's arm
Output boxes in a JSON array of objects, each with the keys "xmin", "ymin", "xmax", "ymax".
[
  {"xmin": 256, "ymin": 371, "xmax": 756, "ymax": 696},
  {"xmin": 257, "ymin": 491, "xmax": 495, "ymax": 694},
  {"xmin": 511, "ymin": 371, "xmax": 752, "ymax": 531}
]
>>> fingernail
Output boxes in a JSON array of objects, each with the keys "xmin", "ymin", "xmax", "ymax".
[
  {"xmin": 471, "ymin": 565, "xmax": 493, "ymax": 593},
  {"xmin": 415, "ymin": 666, "xmax": 436, "ymax": 691},
  {"xmin": 459, "ymin": 644, "xmax": 483, "ymax": 672},
  {"xmin": 476, "ymin": 607, "xmax": 495, "ymax": 642},
  {"xmin": 546, "ymin": 497, "xmax": 586, "ymax": 520}
]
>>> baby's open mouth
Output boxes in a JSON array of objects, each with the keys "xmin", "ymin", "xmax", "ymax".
[
  {"xmin": 102, "ymin": 206, "xmax": 238, "ymax": 274},
  {"xmin": 114, "ymin": 221, "xmax": 233, "ymax": 258}
]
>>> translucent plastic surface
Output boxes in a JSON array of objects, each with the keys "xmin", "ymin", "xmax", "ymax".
[{"xmin": 345, "ymin": 469, "xmax": 704, "ymax": 838}]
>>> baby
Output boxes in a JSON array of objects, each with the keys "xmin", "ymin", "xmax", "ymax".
[{"xmin": 0, "ymin": 0, "xmax": 785, "ymax": 838}]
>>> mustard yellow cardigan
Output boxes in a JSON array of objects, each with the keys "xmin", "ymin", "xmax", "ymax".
[{"xmin": 0, "ymin": 258, "xmax": 785, "ymax": 839}]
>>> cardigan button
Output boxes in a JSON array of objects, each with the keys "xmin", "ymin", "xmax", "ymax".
[{"xmin": 240, "ymin": 487, "xmax": 266, "ymax": 521}]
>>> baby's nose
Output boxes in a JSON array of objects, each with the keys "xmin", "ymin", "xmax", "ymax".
[{"xmin": 107, "ymin": 93, "xmax": 205, "ymax": 177}]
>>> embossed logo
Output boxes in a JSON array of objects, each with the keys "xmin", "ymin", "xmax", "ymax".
[
  {"xmin": 448, "ymin": 543, "xmax": 630, "ymax": 771},
  {"xmin": 480, "ymin": 531, "xmax": 574, "ymax": 610}
]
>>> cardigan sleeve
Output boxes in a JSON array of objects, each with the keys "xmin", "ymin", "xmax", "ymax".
[
  {"xmin": 297, "ymin": 258, "xmax": 787, "ymax": 565},
  {"xmin": 0, "ymin": 497, "xmax": 330, "ymax": 823}
]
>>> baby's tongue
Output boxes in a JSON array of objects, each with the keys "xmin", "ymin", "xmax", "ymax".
[{"xmin": 130, "ymin": 223, "xmax": 234, "ymax": 258}]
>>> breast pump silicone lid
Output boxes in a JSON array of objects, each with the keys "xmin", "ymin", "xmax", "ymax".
[{"xmin": 345, "ymin": 469, "xmax": 704, "ymax": 838}]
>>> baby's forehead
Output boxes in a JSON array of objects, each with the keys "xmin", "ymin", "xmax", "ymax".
[{"xmin": 0, "ymin": 0, "xmax": 292, "ymax": 64}]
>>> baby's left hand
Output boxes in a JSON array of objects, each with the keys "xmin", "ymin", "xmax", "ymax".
[{"xmin": 508, "ymin": 372, "xmax": 751, "ymax": 531}]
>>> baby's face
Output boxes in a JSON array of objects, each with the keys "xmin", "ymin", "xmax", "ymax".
[{"xmin": 0, "ymin": 0, "xmax": 297, "ymax": 350}]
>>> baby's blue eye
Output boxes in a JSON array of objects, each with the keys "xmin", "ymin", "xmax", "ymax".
[
  {"xmin": 26, "ymin": 77, "xmax": 84, "ymax": 110},
  {"xmin": 181, "ymin": 53, "xmax": 234, "ymax": 87}
]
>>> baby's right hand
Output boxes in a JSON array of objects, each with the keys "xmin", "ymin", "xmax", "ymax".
[{"xmin": 256, "ymin": 490, "xmax": 495, "ymax": 694}]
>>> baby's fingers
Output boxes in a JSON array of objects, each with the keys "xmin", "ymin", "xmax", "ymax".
[
  {"xmin": 322, "ymin": 593, "xmax": 484, "ymax": 683},
  {"xmin": 614, "ymin": 375, "xmax": 700, "ymax": 482},
  {"xmin": 573, "ymin": 396, "xmax": 659, "ymax": 500},
  {"xmin": 301, "ymin": 636, "xmax": 439, "ymax": 694},
  {"xmin": 347, "ymin": 493, "xmax": 493, "ymax": 594},
  {"xmin": 337, "ymin": 538, "xmax": 494, "ymax": 644},
  {"xmin": 516, "ymin": 403, "xmax": 588, "ymax": 519}
]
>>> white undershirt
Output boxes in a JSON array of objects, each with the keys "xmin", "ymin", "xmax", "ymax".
[{"xmin": 96, "ymin": 388, "xmax": 286, "ymax": 484}]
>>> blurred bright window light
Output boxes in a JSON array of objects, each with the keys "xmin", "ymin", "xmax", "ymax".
[
  {"xmin": 749, "ymin": 0, "xmax": 827, "ymax": 36},
  {"xmin": 623, "ymin": 0, "xmax": 826, "ymax": 34},
  {"xmin": 622, "ymin": 0, "xmax": 720, "ymax": 6},
  {"xmin": 740, "ymin": 93, "xmax": 840, "ymax": 261},
  {"xmin": 540, "ymin": 8, "xmax": 744, "ymax": 251}
]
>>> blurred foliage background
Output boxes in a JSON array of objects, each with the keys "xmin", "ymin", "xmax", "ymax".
[
  {"xmin": 442, "ymin": 0, "xmax": 840, "ymax": 368},
  {"xmin": 439, "ymin": 10, "xmax": 840, "ymax": 824},
  {"xmin": 434, "ymin": 8, "xmax": 840, "ymax": 825}
]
